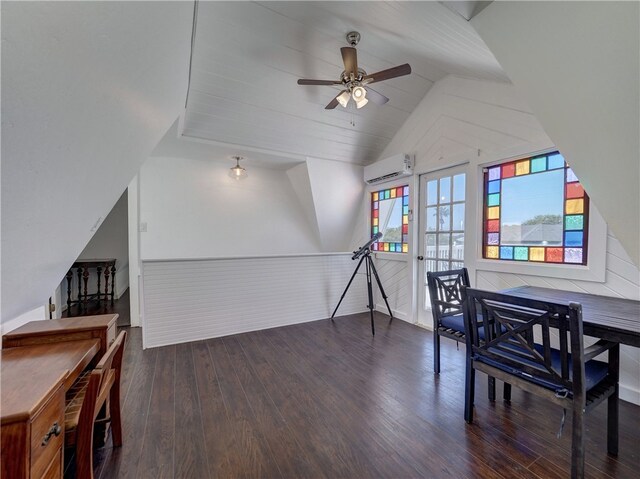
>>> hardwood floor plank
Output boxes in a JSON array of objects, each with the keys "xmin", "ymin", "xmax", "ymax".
[
  {"xmin": 205, "ymin": 337, "xmax": 283, "ymax": 478},
  {"xmin": 98, "ymin": 339, "xmax": 158, "ymax": 479},
  {"xmin": 88, "ymin": 316, "xmax": 640, "ymax": 479},
  {"xmin": 136, "ymin": 344, "xmax": 176, "ymax": 478},
  {"xmin": 173, "ymin": 342, "xmax": 210, "ymax": 478}
]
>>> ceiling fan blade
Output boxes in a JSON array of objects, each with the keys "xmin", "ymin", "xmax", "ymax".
[
  {"xmin": 364, "ymin": 87, "xmax": 389, "ymax": 105},
  {"xmin": 363, "ymin": 63, "xmax": 411, "ymax": 84},
  {"xmin": 341, "ymin": 47, "xmax": 358, "ymax": 77},
  {"xmin": 298, "ymin": 79, "xmax": 342, "ymax": 86},
  {"xmin": 325, "ymin": 90, "xmax": 347, "ymax": 109}
]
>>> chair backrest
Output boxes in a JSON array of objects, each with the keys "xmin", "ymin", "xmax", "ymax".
[
  {"xmin": 462, "ymin": 288, "xmax": 584, "ymax": 397},
  {"xmin": 79, "ymin": 330, "xmax": 127, "ymax": 424},
  {"xmin": 427, "ymin": 268, "xmax": 470, "ymax": 324}
]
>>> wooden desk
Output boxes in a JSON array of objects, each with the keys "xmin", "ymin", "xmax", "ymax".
[
  {"xmin": 1, "ymin": 339, "xmax": 100, "ymax": 479},
  {"xmin": 499, "ymin": 286, "xmax": 640, "ymax": 347},
  {"xmin": 3, "ymin": 314, "xmax": 118, "ymax": 359}
]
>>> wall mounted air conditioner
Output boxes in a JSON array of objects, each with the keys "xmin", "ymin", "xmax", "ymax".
[{"xmin": 363, "ymin": 153, "xmax": 413, "ymax": 185}]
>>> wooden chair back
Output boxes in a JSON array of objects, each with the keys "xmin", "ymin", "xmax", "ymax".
[
  {"xmin": 462, "ymin": 288, "xmax": 581, "ymax": 398},
  {"xmin": 427, "ymin": 267, "xmax": 470, "ymax": 323}
]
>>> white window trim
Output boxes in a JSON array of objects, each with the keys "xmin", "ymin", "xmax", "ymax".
[{"xmin": 466, "ymin": 146, "xmax": 606, "ymax": 283}]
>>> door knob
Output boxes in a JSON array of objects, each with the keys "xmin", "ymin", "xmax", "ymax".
[{"xmin": 417, "ymin": 256, "xmax": 424, "ymax": 261}]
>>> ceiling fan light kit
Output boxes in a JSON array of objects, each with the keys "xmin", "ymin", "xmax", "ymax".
[{"xmin": 297, "ymin": 31, "xmax": 411, "ymax": 110}]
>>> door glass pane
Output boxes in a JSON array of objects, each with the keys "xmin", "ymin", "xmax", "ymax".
[
  {"xmin": 452, "ymin": 233, "xmax": 464, "ymax": 261},
  {"xmin": 439, "ymin": 177, "xmax": 451, "ymax": 203},
  {"xmin": 426, "ymin": 207, "xmax": 437, "ymax": 231},
  {"xmin": 438, "ymin": 233, "xmax": 451, "ymax": 259},
  {"xmin": 427, "ymin": 180, "xmax": 438, "ymax": 206},
  {"xmin": 453, "ymin": 174, "xmax": 465, "ymax": 202},
  {"xmin": 425, "ymin": 234, "xmax": 437, "ymax": 258},
  {"xmin": 437, "ymin": 206, "xmax": 451, "ymax": 231},
  {"xmin": 452, "ymin": 204, "xmax": 465, "ymax": 231}
]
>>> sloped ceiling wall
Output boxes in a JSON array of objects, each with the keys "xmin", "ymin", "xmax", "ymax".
[
  {"xmin": 472, "ymin": 1, "xmax": 640, "ymax": 266},
  {"xmin": 1, "ymin": 1, "xmax": 193, "ymax": 322}
]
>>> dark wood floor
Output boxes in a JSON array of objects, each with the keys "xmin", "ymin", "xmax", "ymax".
[
  {"xmin": 63, "ymin": 288, "xmax": 130, "ymax": 326},
  {"xmin": 84, "ymin": 313, "xmax": 638, "ymax": 479}
]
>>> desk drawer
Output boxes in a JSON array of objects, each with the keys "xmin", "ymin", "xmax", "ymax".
[
  {"xmin": 30, "ymin": 385, "xmax": 64, "ymax": 477},
  {"xmin": 38, "ymin": 448, "xmax": 62, "ymax": 479}
]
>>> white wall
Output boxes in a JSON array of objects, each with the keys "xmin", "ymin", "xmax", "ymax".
[
  {"xmin": 368, "ymin": 75, "xmax": 640, "ymax": 404},
  {"xmin": 472, "ymin": 1, "xmax": 640, "ymax": 267},
  {"xmin": 138, "ymin": 154, "xmax": 368, "ymax": 345},
  {"xmin": 1, "ymin": 1, "xmax": 193, "ymax": 324},
  {"xmin": 61, "ymin": 190, "xmax": 130, "ymax": 308}
]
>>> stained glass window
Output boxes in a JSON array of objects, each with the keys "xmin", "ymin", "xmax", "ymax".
[
  {"xmin": 371, "ymin": 185, "xmax": 409, "ymax": 253},
  {"xmin": 483, "ymin": 152, "xmax": 589, "ymax": 265}
]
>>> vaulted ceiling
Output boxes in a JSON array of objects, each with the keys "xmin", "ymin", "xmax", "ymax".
[{"xmin": 180, "ymin": 1, "xmax": 508, "ymax": 165}]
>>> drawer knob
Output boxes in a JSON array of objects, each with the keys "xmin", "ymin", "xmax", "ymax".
[{"xmin": 41, "ymin": 422, "xmax": 62, "ymax": 446}]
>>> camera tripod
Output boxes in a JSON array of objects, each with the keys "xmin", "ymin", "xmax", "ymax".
[{"xmin": 331, "ymin": 247, "xmax": 394, "ymax": 336}]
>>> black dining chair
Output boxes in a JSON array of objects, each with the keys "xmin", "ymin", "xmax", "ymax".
[
  {"xmin": 461, "ymin": 287, "xmax": 619, "ymax": 479},
  {"xmin": 427, "ymin": 268, "xmax": 498, "ymax": 400}
]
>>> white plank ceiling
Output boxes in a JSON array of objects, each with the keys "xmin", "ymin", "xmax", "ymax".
[{"xmin": 181, "ymin": 1, "xmax": 507, "ymax": 165}]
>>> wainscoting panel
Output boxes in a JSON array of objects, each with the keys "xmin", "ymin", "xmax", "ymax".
[
  {"xmin": 142, "ymin": 254, "xmax": 368, "ymax": 348},
  {"xmin": 373, "ymin": 258, "xmax": 410, "ymax": 320}
]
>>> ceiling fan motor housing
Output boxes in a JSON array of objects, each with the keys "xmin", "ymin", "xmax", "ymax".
[{"xmin": 346, "ymin": 31, "xmax": 360, "ymax": 47}]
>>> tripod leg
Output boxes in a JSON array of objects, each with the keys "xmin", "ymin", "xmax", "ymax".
[
  {"xmin": 365, "ymin": 256, "xmax": 375, "ymax": 336},
  {"xmin": 331, "ymin": 254, "xmax": 366, "ymax": 320},
  {"xmin": 369, "ymin": 256, "xmax": 394, "ymax": 321}
]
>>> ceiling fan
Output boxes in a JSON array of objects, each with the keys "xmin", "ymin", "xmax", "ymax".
[{"xmin": 297, "ymin": 31, "xmax": 411, "ymax": 110}]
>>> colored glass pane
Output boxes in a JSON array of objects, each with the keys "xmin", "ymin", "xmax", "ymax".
[
  {"xmin": 373, "ymin": 201, "xmax": 378, "ymax": 209},
  {"xmin": 383, "ymin": 243, "xmax": 390, "ymax": 252},
  {"xmin": 514, "ymin": 247, "xmax": 528, "ymax": 261},
  {"xmin": 547, "ymin": 248, "xmax": 564, "ymax": 263},
  {"xmin": 372, "ymin": 218, "xmax": 378, "ymax": 226},
  {"xmin": 402, "ymin": 234, "xmax": 408, "ymax": 243},
  {"xmin": 373, "ymin": 192, "xmax": 379, "ymax": 201},
  {"xmin": 403, "ymin": 186, "xmax": 409, "ymax": 196},
  {"xmin": 402, "ymin": 244, "xmax": 408, "ymax": 253},
  {"xmin": 488, "ymin": 166, "xmax": 501, "ymax": 181},
  {"xmin": 486, "ymin": 246, "xmax": 499, "ymax": 259},
  {"xmin": 403, "ymin": 196, "xmax": 409, "ymax": 206},
  {"xmin": 402, "ymin": 224, "xmax": 408, "ymax": 234},
  {"xmin": 403, "ymin": 215, "xmax": 409, "ymax": 225},
  {"xmin": 500, "ymin": 247, "xmax": 513, "ymax": 260},
  {"xmin": 488, "ymin": 180, "xmax": 501, "ymax": 194},
  {"xmin": 487, "ymin": 207, "xmax": 500, "ymax": 220},
  {"xmin": 487, "ymin": 194, "xmax": 500, "ymax": 207},
  {"xmin": 385, "ymin": 190, "xmax": 390, "ymax": 199},
  {"xmin": 373, "ymin": 226, "xmax": 378, "ymax": 234},
  {"xmin": 515, "ymin": 160, "xmax": 530, "ymax": 176},
  {"xmin": 567, "ymin": 168, "xmax": 578, "ymax": 182},
  {"xmin": 373, "ymin": 209, "xmax": 379, "ymax": 218},
  {"xmin": 547, "ymin": 153, "xmax": 565, "ymax": 170},
  {"xmin": 402, "ymin": 205, "xmax": 408, "ymax": 215},
  {"xmin": 566, "ymin": 198, "xmax": 584, "ymax": 214},
  {"xmin": 531, "ymin": 156, "xmax": 547, "ymax": 173},
  {"xmin": 566, "ymin": 183, "xmax": 584, "ymax": 199},
  {"xmin": 502, "ymin": 163, "xmax": 516, "ymax": 178},
  {"xmin": 487, "ymin": 233, "xmax": 499, "ymax": 245},
  {"xmin": 565, "ymin": 248, "xmax": 583, "ymax": 264},
  {"xmin": 390, "ymin": 243, "xmax": 396, "ymax": 252},
  {"xmin": 529, "ymin": 247, "xmax": 545, "ymax": 262},
  {"xmin": 487, "ymin": 220, "xmax": 500, "ymax": 232},
  {"xmin": 390, "ymin": 188, "xmax": 397, "ymax": 198},
  {"xmin": 565, "ymin": 231, "xmax": 583, "ymax": 247},
  {"xmin": 372, "ymin": 243, "xmax": 378, "ymax": 251},
  {"xmin": 565, "ymin": 215, "xmax": 584, "ymax": 230},
  {"xmin": 395, "ymin": 243, "xmax": 401, "ymax": 252}
]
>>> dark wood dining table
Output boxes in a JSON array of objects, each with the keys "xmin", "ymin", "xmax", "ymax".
[{"xmin": 499, "ymin": 286, "xmax": 640, "ymax": 347}]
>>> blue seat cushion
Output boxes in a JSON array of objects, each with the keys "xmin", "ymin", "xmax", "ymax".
[
  {"xmin": 439, "ymin": 312, "xmax": 491, "ymax": 340},
  {"xmin": 474, "ymin": 343, "xmax": 609, "ymax": 394}
]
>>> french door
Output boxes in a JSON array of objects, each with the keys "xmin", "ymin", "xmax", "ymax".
[{"xmin": 417, "ymin": 166, "xmax": 467, "ymax": 326}]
